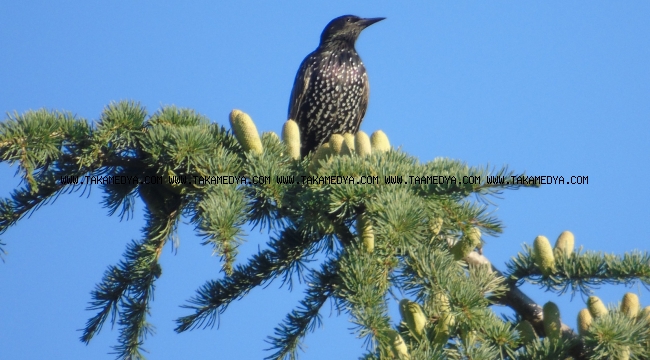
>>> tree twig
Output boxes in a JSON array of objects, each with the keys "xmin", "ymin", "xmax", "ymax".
[{"xmin": 465, "ymin": 252, "xmax": 585, "ymax": 359}]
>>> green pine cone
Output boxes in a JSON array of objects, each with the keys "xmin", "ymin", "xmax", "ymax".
[
  {"xmin": 434, "ymin": 292, "xmax": 451, "ymax": 314},
  {"xmin": 451, "ymin": 227, "xmax": 481, "ymax": 260},
  {"xmin": 543, "ymin": 301, "xmax": 561, "ymax": 340},
  {"xmin": 357, "ymin": 214, "xmax": 375, "ymax": 253},
  {"xmin": 554, "ymin": 230, "xmax": 574, "ymax": 257},
  {"xmin": 399, "ymin": 299, "xmax": 427, "ymax": 339},
  {"xmin": 429, "ymin": 217, "xmax": 443, "ymax": 237},
  {"xmin": 308, "ymin": 142, "xmax": 332, "ymax": 172},
  {"xmin": 533, "ymin": 235, "xmax": 556, "ymax": 276},
  {"xmin": 467, "ymin": 227, "xmax": 481, "ymax": 244},
  {"xmin": 355, "ymin": 131, "xmax": 372, "ymax": 157},
  {"xmin": 432, "ymin": 292, "xmax": 453, "ymax": 345},
  {"xmin": 329, "ymin": 134, "xmax": 345, "ymax": 154},
  {"xmin": 640, "ymin": 305, "xmax": 650, "ymax": 322},
  {"xmin": 282, "ymin": 119, "xmax": 301, "ymax": 160},
  {"xmin": 230, "ymin": 109, "xmax": 263, "ymax": 154},
  {"xmin": 387, "ymin": 329, "xmax": 410, "ymax": 359},
  {"xmin": 621, "ymin": 292, "xmax": 640, "ymax": 318},
  {"xmin": 587, "ymin": 296, "xmax": 608, "ymax": 318},
  {"xmin": 516, "ymin": 320, "xmax": 537, "ymax": 344},
  {"xmin": 340, "ymin": 133, "xmax": 355, "ymax": 156},
  {"xmin": 433, "ymin": 313, "xmax": 453, "ymax": 345},
  {"xmin": 370, "ymin": 130, "xmax": 390, "ymax": 153},
  {"xmin": 577, "ymin": 308, "xmax": 592, "ymax": 336}
]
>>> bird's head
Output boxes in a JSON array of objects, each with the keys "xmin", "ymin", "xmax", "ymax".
[{"xmin": 319, "ymin": 15, "xmax": 385, "ymax": 47}]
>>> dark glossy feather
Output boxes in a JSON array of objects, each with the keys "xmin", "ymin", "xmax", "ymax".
[{"xmin": 287, "ymin": 15, "xmax": 382, "ymax": 157}]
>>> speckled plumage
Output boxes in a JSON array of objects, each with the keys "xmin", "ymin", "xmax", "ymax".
[{"xmin": 288, "ymin": 15, "xmax": 384, "ymax": 156}]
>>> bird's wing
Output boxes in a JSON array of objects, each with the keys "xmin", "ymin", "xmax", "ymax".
[
  {"xmin": 288, "ymin": 54, "xmax": 314, "ymax": 122},
  {"xmin": 354, "ymin": 71, "xmax": 370, "ymax": 131}
]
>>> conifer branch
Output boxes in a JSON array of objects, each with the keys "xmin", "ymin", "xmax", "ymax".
[
  {"xmin": 506, "ymin": 245, "xmax": 650, "ymax": 295},
  {"xmin": 580, "ymin": 311, "xmax": 649, "ymax": 359},
  {"xmin": 465, "ymin": 252, "xmax": 584, "ymax": 358},
  {"xmin": 264, "ymin": 258, "xmax": 338, "ymax": 360},
  {"xmin": 6, "ymin": 103, "xmax": 649, "ymax": 359},
  {"xmin": 82, "ymin": 204, "xmax": 180, "ymax": 360},
  {"xmin": 174, "ymin": 226, "xmax": 322, "ymax": 333},
  {"xmin": 190, "ymin": 186, "xmax": 248, "ymax": 275},
  {"xmin": 337, "ymin": 246, "xmax": 394, "ymax": 358},
  {"xmin": 0, "ymin": 179, "xmax": 66, "ymax": 235}
]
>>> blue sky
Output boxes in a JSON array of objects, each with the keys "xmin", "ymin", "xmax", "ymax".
[{"xmin": 1, "ymin": 1, "xmax": 649, "ymax": 359}]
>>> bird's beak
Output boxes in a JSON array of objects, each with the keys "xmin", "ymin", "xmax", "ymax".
[{"xmin": 359, "ymin": 17, "xmax": 386, "ymax": 28}]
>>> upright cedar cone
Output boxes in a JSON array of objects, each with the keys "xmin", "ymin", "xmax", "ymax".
[
  {"xmin": 282, "ymin": 119, "xmax": 301, "ymax": 160},
  {"xmin": 354, "ymin": 131, "xmax": 372, "ymax": 157},
  {"xmin": 309, "ymin": 143, "xmax": 332, "ymax": 172},
  {"xmin": 554, "ymin": 230, "xmax": 575, "ymax": 257},
  {"xmin": 432, "ymin": 292, "xmax": 453, "ymax": 345},
  {"xmin": 230, "ymin": 109, "xmax": 263, "ymax": 154},
  {"xmin": 533, "ymin": 235, "xmax": 556, "ymax": 276},
  {"xmin": 433, "ymin": 313, "xmax": 453, "ymax": 345},
  {"xmin": 543, "ymin": 301, "xmax": 562, "ymax": 340},
  {"xmin": 621, "ymin": 293, "xmax": 640, "ymax": 318},
  {"xmin": 340, "ymin": 133, "xmax": 355, "ymax": 156},
  {"xmin": 370, "ymin": 130, "xmax": 390, "ymax": 153},
  {"xmin": 429, "ymin": 217, "xmax": 443, "ymax": 237},
  {"xmin": 357, "ymin": 214, "xmax": 374, "ymax": 253},
  {"xmin": 641, "ymin": 306, "xmax": 650, "ymax": 322},
  {"xmin": 516, "ymin": 320, "xmax": 537, "ymax": 344},
  {"xmin": 587, "ymin": 296, "xmax": 608, "ymax": 318},
  {"xmin": 451, "ymin": 227, "xmax": 481, "ymax": 260},
  {"xmin": 387, "ymin": 330, "xmax": 410, "ymax": 359},
  {"xmin": 399, "ymin": 299, "xmax": 427, "ymax": 338},
  {"xmin": 577, "ymin": 309, "xmax": 593, "ymax": 336},
  {"xmin": 328, "ymin": 134, "xmax": 345, "ymax": 154},
  {"xmin": 434, "ymin": 292, "xmax": 452, "ymax": 315}
]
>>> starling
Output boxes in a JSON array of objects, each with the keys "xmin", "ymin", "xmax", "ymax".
[{"xmin": 288, "ymin": 15, "xmax": 385, "ymax": 156}]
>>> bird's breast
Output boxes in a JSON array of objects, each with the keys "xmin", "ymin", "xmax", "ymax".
[{"xmin": 305, "ymin": 55, "xmax": 367, "ymax": 129}]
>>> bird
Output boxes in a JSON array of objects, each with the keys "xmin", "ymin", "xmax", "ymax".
[{"xmin": 288, "ymin": 15, "xmax": 385, "ymax": 157}]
